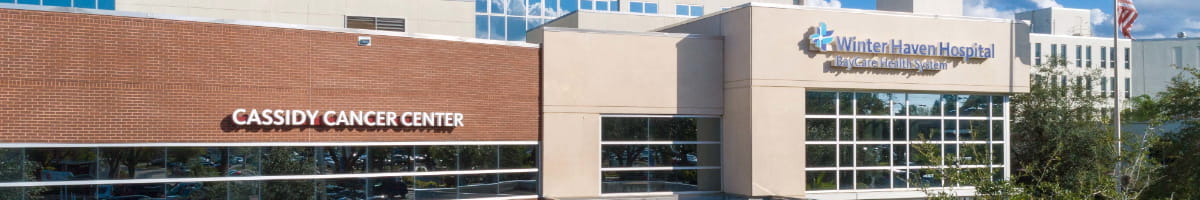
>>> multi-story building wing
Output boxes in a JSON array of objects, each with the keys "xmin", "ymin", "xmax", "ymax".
[{"xmin": 1020, "ymin": 7, "xmax": 1133, "ymax": 106}]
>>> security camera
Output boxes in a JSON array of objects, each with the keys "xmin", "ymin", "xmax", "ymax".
[{"xmin": 358, "ymin": 36, "xmax": 372, "ymax": 46}]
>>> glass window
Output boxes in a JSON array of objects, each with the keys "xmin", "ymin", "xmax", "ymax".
[
  {"xmin": 806, "ymin": 91, "xmax": 837, "ymax": 115},
  {"xmin": 838, "ymin": 170, "xmax": 853, "ymax": 190},
  {"xmin": 262, "ymin": 180, "xmax": 316, "ymax": 199},
  {"xmin": 602, "ymin": 171, "xmax": 646, "ymax": 193},
  {"xmin": 689, "ymin": 5, "xmax": 702, "ymax": 16},
  {"xmin": 318, "ymin": 146, "xmax": 367, "ymax": 174},
  {"xmin": 645, "ymin": 2, "xmax": 658, "ymax": 14},
  {"xmin": 506, "ymin": 16, "xmax": 526, "ymax": 41},
  {"xmin": 856, "ymin": 119, "xmax": 888, "ymax": 141},
  {"xmin": 992, "ymin": 120, "xmax": 1004, "ymax": 142},
  {"xmin": 602, "ymin": 145, "xmax": 647, "ymax": 167},
  {"xmin": 227, "ymin": 147, "xmax": 260, "ymax": 177},
  {"xmin": 561, "ymin": 0, "xmax": 578, "ymax": 12},
  {"xmin": 857, "ymin": 170, "xmax": 890, "ymax": 189},
  {"xmin": 648, "ymin": 144, "xmax": 701, "ymax": 167},
  {"xmin": 166, "ymin": 147, "xmax": 225, "ymax": 178},
  {"xmin": 839, "ymin": 144, "xmax": 853, "ymax": 167},
  {"xmin": 528, "ymin": 0, "xmax": 542, "ymax": 16},
  {"xmin": 43, "ymin": 0, "xmax": 70, "ymax": 6},
  {"xmin": 459, "ymin": 174, "xmax": 498, "ymax": 199},
  {"xmin": 650, "ymin": 169, "xmax": 718, "ymax": 192},
  {"xmin": 581, "ymin": 0, "xmax": 594, "ymax": 10},
  {"xmin": 603, "ymin": 118, "xmax": 647, "ymax": 141},
  {"xmin": 857, "ymin": 93, "xmax": 891, "ymax": 115},
  {"xmin": 1050, "ymin": 43, "xmax": 1058, "ymax": 59},
  {"xmin": 35, "ymin": 185, "xmax": 96, "ymax": 199},
  {"xmin": 891, "ymin": 93, "xmax": 906, "ymax": 116},
  {"xmin": 993, "ymin": 144, "xmax": 1004, "ymax": 165},
  {"xmin": 912, "ymin": 169, "xmax": 942, "ymax": 187},
  {"xmin": 1034, "ymin": 43, "xmax": 1042, "ymax": 65},
  {"xmin": 98, "ymin": 147, "xmax": 165, "ymax": 179},
  {"xmin": 941, "ymin": 95, "xmax": 959, "ymax": 116},
  {"xmin": 806, "ymin": 145, "xmax": 836, "ymax": 167},
  {"xmin": 416, "ymin": 175, "xmax": 458, "ymax": 199},
  {"xmin": 459, "ymin": 145, "xmax": 497, "ymax": 170},
  {"xmin": 546, "ymin": 0, "xmax": 560, "ymax": 15},
  {"xmin": 892, "ymin": 144, "xmax": 907, "ymax": 167},
  {"xmin": 16, "ymin": 0, "xmax": 37, "ymax": 5},
  {"xmin": 907, "ymin": 94, "xmax": 941, "ymax": 116},
  {"xmin": 992, "ymin": 96, "xmax": 1004, "ymax": 117},
  {"xmin": 169, "ymin": 182, "xmax": 227, "ymax": 199},
  {"xmin": 368, "ymin": 176, "xmax": 414, "ymax": 199},
  {"xmin": 909, "ymin": 144, "xmax": 938, "ymax": 166},
  {"xmin": 97, "ymin": 0, "xmax": 114, "ymax": 10},
  {"xmin": 959, "ymin": 95, "xmax": 989, "ymax": 117},
  {"xmin": 944, "ymin": 120, "xmax": 959, "ymax": 141},
  {"xmin": 675, "ymin": 4, "xmax": 688, "ymax": 15},
  {"xmin": 806, "ymin": 171, "xmax": 837, "ymax": 191},
  {"xmin": 507, "ymin": 0, "xmax": 526, "ymax": 15},
  {"xmin": 856, "ymin": 144, "xmax": 889, "ymax": 167},
  {"xmin": 959, "ymin": 120, "xmax": 989, "ymax": 141},
  {"xmin": 610, "ymin": 0, "xmax": 620, "ymax": 11},
  {"xmin": 806, "ymin": 119, "xmax": 836, "ymax": 141},
  {"xmin": 499, "ymin": 172, "xmax": 538, "ymax": 196},
  {"xmin": 1087, "ymin": 46, "xmax": 1093, "ymax": 67},
  {"xmin": 650, "ymin": 117, "xmax": 697, "ymax": 141},
  {"xmin": 229, "ymin": 180, "xmax": 262, "ymax": 198},
  {"xmin": 318, "ymin": 178, "xmax": 366, "ymax": 200},
  {"xmin": 490, "ymin": 0, "xmax": 505, "ymax": 14},
  {"xmin": 910, "ymin": 119, "xmax": 941, "ymax": 141},
  {"xmin": 839, "ymin": 119, "xmax": 853, "ymax": 141},
  {"xmin": 1101, "ymin": 47, "xmax": 1108, "ymax": 68},
  {"xmin": 595, "ymin": 0, "xmax": 608, "ymax": 10},
  {"xmin": 489, "ymin": 16, "xmax": 505, "ymax": 40},
  {"xmin": 414, "ymin": 146, "xmax": 458, "ymax": 171},
  {"xmin": 630, "ymin": 1, "xmax": 643, "ymax": 13},
  {"xmin": 261, "ymin": 147, "xmax": 315, "ymax": 176},
  {"xmin": 839, "ymin": 92, "xmax": 854, "ymax": 116},
  {"xmin": 369, "ymin": 146, "xmax": 414, "ymax": 172},
  {"xmin": 1076, "ymin": 45, "xmax": 1082, "ymax": 67},
  {"xmin": 893, "ymin": 119, "xmax": 907, "ymax": 141},
  {"xmin": 499, "ymin": 145, "xmax": 536, "ymax": 169},
  {"xmin": 961, "ymin": 144, "xmax": 988, "ymax": 165},
  {"xmin": 0, "ymin": 148, "xmax": 25, "ymax": 182}
]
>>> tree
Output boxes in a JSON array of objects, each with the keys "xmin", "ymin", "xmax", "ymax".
[
  {"xmin": 917, "ymin": 56, "xmax": 1160, "ymax": 199},
  {"xmin": 1131, "ymin": 67, "xmax": 1200, "ymax": 199}
]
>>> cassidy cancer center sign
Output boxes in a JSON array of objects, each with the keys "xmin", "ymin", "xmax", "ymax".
[{"xmin": 808, "ymin": 22, "xmax": 996, "ymax": 72}]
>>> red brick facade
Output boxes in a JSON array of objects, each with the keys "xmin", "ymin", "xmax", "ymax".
[{"xmin": 0, "ymin": 9, "xmax": 540, "ymax": 143}]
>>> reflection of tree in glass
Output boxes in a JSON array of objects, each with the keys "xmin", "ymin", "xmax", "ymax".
[
  {"xmin": 101, "ymin": 147, "xmax": 162, "ymax": 179},
  {"xmin": 0, "ymin": 149, "xmax": 46, "ymax": 198},
  {"xmin": 262, "ymin": 147, "xmax": 315, "ymax": 199},
  {"xmin": 857, "ymin": 93, "xmax": 889, "ymax": 115}
]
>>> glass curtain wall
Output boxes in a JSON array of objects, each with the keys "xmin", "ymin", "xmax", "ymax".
[
  {"xmin": 600, "ymin": 116, "xmax": 721, "ymax": 194},
  {"xmin": 804, "ymin": 91, "xmax": 1007, "ymax": 191},
  {"xmin": 0, "ymin": 145, "xmax": 537, "ymax": 200}
]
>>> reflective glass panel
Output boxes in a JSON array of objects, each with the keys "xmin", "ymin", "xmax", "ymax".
[
  {"xmin": 602, "ymin": 118, "xmax": 647, "ymax": 141},
  {"xmin": 98, "ymin": 147, "xmax": 165, "ymax": 179},
  {"xmin": 838, "ymin": 170, "xmax": 853, "ymax": 190},
  {"xmin": 839, "ymin": 92, "xmax": 854, "ymax": 115},
  {"xmin": 499, "ymin": 145, "xmax": 536, "ymax": 169},
  {"xmin": 414, "ymin": 146, "xmax": 458, "ymax": 171},
  {"xmin": 910, "ymin": 120, "xmax": 941, "ymax": 141},
  {"xmin": 942, "ymin": 95, "xmax": 959, "ymax": 116},
  {"xmin": 959, "ymin": 95, "xmax": 990, "ymax": 117},
  {"xmin": 891, "ymin": 93, "xmax": 907, "ymax": 116},
  {"xmin": 648, "ymin": 169, "xmax": 718, "ymax": 192},
  {"xmin": 317, "ymin": 146, "xmax": 367, "ymax": 174},
  {"xmin": 992, "ymin": 96, "xmax": 1005, "ymax": 117},
  {"xmin": 856, "ymin": 170, "xmax": 890, "ymax": 189},
  {"xmin": 839, "ymin": 119, "xmax": 853, "ymax": 141},
  {"xmin": 856, "ymin": 119, "xmax": 889, "ymax": 141},
  {"xmin": 909, "ymin": 144, "xmax": 939, "ymax": 166},
  {"xmin": 103, "ymin": 183, "xmax": 166, "ymax": 198},
  {"xmin": 857, "ymin": 93, "xmax": 891, "ymax": 115},
  {"xmin": 167, "ymin": 147, "xmax": 224, "ymax": 178},
  {"xmin": 893, "ymin": 144, "xmax": 908, "ymax": 167},
  {"xmin": 261, "ymin": 147, "xmax": 315, "ymax": 176},
  {"xmin": 961, "ymin": 144, "xmax": 988, "ymax": 165},
  {"xmin": 857, "ymin": 144, "xmax": 890, "ymax": 167},
  {"xmin": 499, "ymin": 172, "xmax": 537, "ymax": 196},
  {"xmin": 908, "ymin": 94, "xmax": 941, "ymax": 116},
  {"xmin": 228, "ymin": 180, "xmax": 261, "ymax": 199},
  {"xmin": 944, "ymin": 120, "xmax": 959, "ymax": 141},
  {"xmin": 415, "ymin": 175, "xmax": 458, "ymax": 200},
  {"xmin": 650, "ymin": 118, "xmax": 697, "ymax": 141},
  {"xmin": 806, "ymin": 171, "xmax": 836, "ymax": 191},
  {"xmin": 993, "ymin": 120, "xmax": 1005, "ymax": 142},
  {"xmin": 227, "ymin": 147, "xmax": 260, "ymax": 177},
  {"xmin": 34, "ymin": 185, "xmax": 96, "ymax": 199},
  {"xmin": 368, "ymin": 146, "xmax": 414, "ymax": 172},
  {"xmin": 368, "ymin": 176, "xmax": 414, "ymax": 200},
  {"xmin": 912, "ymin": 169, "xmax": 942, "ymax": 187},
  {"xmin": 318, "ymin": 178, "xmax": 366, "ymax": 200},
  {"xmin": 458, "ymin": 174, "xmax": 499, "ymax": 199},
  {"xmin": 601, "ymin": 171, "xmax": 646, "ymax": 193},
  {"xmin": 601, "ymin": 145, "xmax": 647, "ymax": 167},
  {"xmin": 839, "ymin": 145, "xmax": 853, "ymax": 167},
  {"xmin": 960, "ymin": 120, "xmax": 989, "ymax": 141},
  {"xmin": 806, "ymin": 91, "xmax": 837, "ymax": 115},
  {"xmin": 0, "ymin": 148, "xmax": 24, "ymax": 182},
  {"xmin": 459, "ymin": 145, "xmax": 498, "ymax": 170},
  {"xmin": 806, "ymin": 145, "xmax": 836, "ymax": 168},
  {"xmin": 992, "ymin": 144, "xmax": 1004, "ymax": 165},
  {"xmin": 806, "ymin": 119, "xmax": 836, "ymax": 141},
  {"xmin": 893, "ymin": 119, "xmax": 908, "ymax": 141},
  {"xmin": 894, "ymin": 169, "xmax": 910, "ymax": 188},
  {"xmin": 262, "ymin": 180, "xmax": 316, "ymax": 199},
  {"xmin": 168, "ymin": 182, "xmax": 225, "ymax": 199},
  {"xmin": 648, "ymin": 145, "xmax": 697, "ymax": 167}
]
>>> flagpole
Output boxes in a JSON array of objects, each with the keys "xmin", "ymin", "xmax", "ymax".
[{"xmin": 1112, "ymin": 0, "xmax": 1124, "ymax": 198}]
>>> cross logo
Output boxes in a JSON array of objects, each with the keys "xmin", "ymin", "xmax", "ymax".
[{"xmin": 810, "ymin": 22, "xmax": 835, "ymax": 52}]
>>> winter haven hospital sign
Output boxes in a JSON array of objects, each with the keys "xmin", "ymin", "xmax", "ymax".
[{"xmin": 808, "ymin": 22, "xmax": 996, "ymax": 72}]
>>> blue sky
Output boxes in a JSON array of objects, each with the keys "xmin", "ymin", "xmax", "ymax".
[{"xmin": 805, "ymin": 0, "xmax": 1199, "ymax": 39}]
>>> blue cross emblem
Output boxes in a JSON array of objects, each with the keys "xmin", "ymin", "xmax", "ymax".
[{"xmin": 810, "ymin": 22, "xmax": 835, "ymax": 52}]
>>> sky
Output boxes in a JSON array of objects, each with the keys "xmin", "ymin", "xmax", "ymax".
[{"xmin": 804, "ymin": 0, "xmax": 1199, "ymax": 39}]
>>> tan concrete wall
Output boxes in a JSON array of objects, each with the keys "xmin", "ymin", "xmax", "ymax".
[
  {"xmin": 538, "ymin": 28, "xmax": 725, "ymax": 198},
  {"xmin": 876, "ymin": 0, "xmax": 963, "ymax": 16},
  {"xmin": 116, "ymin": 0, "xmax": 474, "ymax": 38}
]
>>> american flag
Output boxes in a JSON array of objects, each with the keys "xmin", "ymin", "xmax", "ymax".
[{"xmin": 1118, "ymin": 0, "xmax": 1139, "ymax": 39}]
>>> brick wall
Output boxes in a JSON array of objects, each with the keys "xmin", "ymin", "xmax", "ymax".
[{"xmin": 0, "ymin": 8, "xmax": 541, "ymax": 143}]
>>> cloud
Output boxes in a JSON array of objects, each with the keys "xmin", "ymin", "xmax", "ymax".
[
  {"xmin": 805, "ymin": 0, "xmax": 842, "ymax": 8},
  {"xmin": 1090, "ymin": 8, "xmax": 1109, "ymax": 25},
  {"xmin": 1028, "ymin": 0, "xmax": 1062, "ymax": 8},
  {"xmin": 963, "ymin": 0, "xmax": 1024, "ymax": 19}
]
